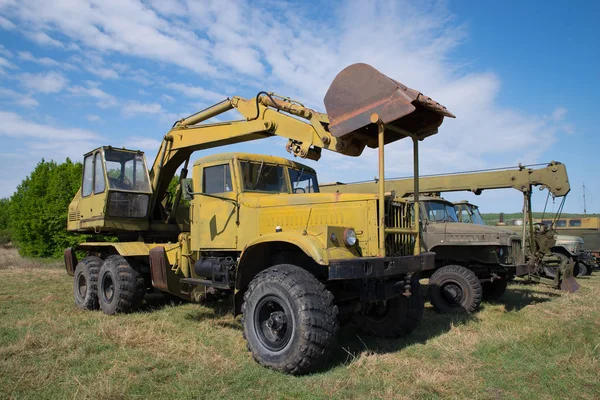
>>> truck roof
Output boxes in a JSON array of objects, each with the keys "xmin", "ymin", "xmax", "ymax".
[{"xmin": 192, "ymin": 152, "xmax": 316, "ymax": 174}]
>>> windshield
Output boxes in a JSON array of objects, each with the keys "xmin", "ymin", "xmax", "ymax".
[
  {"xmin": 470, "ymin": 206, "xmax": 485, "ymax": 225},
  {"xmin": 104, "ymin": 150, "xmax": 151, "ymax": 192},
  {"xmin": 456, "ymin": 204, "xmax": 485, "ymax": 225},
  {"xmin": 424, "ymin": 201, "xmax": 459, "ymax": 223},
  {"xmin": 288, "ymin": 168, "xmax": 319, "ymax": 193},
  {"xmin": 240, "ymin": 161, "xmax": 288, "ymax": 193}
]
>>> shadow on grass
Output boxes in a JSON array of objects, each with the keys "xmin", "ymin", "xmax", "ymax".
[
  {"xmin": 323, "ymin": 308, "xmax": 477, "ymax": 372},
  {"xmin": 501, "ymin": 283, "xmax": 561, "ymax": 312}
]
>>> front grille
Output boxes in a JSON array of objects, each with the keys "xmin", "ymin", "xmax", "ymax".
[
  {"xmin": 509, "ymin": 239, "xmax": 524, "ymax": 264},
  {"xmin": 384, "ymin": 200, "xmax": 414, "ymax": 256},
  {"xmin": 68, "ymin": 210, "xmax": 80, "ymax": 222}
]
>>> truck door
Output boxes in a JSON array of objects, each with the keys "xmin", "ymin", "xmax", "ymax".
[
  {"xmin": 78, "ymin": 151, "xmax": 107, "ymax": 225},
  {"xmin": 197, "ymin": 162, "xmax": 238, "ymax": 249}
]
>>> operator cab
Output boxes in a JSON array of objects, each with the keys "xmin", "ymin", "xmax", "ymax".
[
  {"xmin": 67, "ymin": 147, "xmax": 152, "ymax": 232},
  {"xmin": 454, "ymin": 201, "xmax": 485, "ymax": 225}
]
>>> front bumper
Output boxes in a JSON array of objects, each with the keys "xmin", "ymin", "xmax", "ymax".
[{"xmin": 327, "ymin": 251, "xmax": 435, "ymax": 280}]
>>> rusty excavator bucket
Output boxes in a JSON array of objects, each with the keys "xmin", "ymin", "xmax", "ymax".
[
  {"xmin": 324, "ymin": 63, "xmax": 455, "ymax": 145},
  {"xmin": 560, "ymin": 259, "xmax": 580, "ymax": 293}
]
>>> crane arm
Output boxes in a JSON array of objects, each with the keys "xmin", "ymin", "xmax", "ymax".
[{"xmin": 321, "ymin": 162, "xmax": 570, "ymax": 198}]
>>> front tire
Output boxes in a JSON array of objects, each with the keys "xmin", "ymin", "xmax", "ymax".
[
  {"xmin": 73, "ymin": 256, "xmax": 103, "ymax": 310},
  {"xmin": 98, "ymin": 255, "xmax": 146, "ymax": 315},
  {"xmin": 429, "ymin": 265, "xmax": 483, "ymax": 313},
  {"xmin": 241, "ymin": 264, "xmax": 339, "ymax": 375},
  {"xmin": 351, "ymin": 273, "xmax": 423, "ymax": 337}
]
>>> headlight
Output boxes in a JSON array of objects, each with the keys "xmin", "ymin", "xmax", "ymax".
[{"xmin": 343, "ymin": 228, "xmax": 357, "ymax": 246}]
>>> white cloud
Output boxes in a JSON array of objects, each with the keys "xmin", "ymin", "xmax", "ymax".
[
  {"xmin": 148, "ymin": 0, "xmax": 187, "ymax": 16},
  {"xmin": 86, "ymin": 65, "xmax": 119, "ymax": 79},
  {"xmin": 19, "ymin": 71, "xmax": 68, "ymax": 93},
  {"xmin": 551, "ymin": 107, "xmax": 567, "ymax": 121},
  {"xmin": 165, "ymin": 82, "xmax": 226, "ymax": 102},
  {"xmin": 0, "ymin": 110, "xmax": 98, "ymax": 140},
  {"xmin": 86, "ymin": 114, "xmax": 101, "ymax": 122},
  {"xmin": 123, "ymin": 101, "xmax": 163, "ymax": 115},
  {"xmin": 0, "ymin": 87, "xmax": 39, "ymax": 107},
  {"xmin": 0, "ymin": 15, "xmax": 15, "ymax": 30},
  {"xmin": 68, "ymin": 84, "xmax": 119, "ymax": 108},
  {"xmin": 124, "ymin": 136, "xmax": 162, "ymax": 151},
  {"xmin": 18, "ymin": 51, "xmax": 61, "ymax": 67},
  {"xmin": 0, "ymin": 44, "xmax": 11, "ymax": 57},
  {"xmin": 23, "ymin": 31, "xmax": 64, "ymax": 47},
  {"xmin": 0, "ymin": 56, "xmax": 16, "ymax": 70}
]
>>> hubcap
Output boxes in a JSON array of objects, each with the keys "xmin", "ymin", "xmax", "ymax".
[
  {"xmin": 254, "ymin": 295, "xmax": 293, "ymax": 352},
  {"xmin": 77, "ymin": 274, "xmax": 87, "ymax": 299},
  {"xmin": 102, "ymin": 273, "xmax": 115, "ymax": 303},
  {"xmin": 441, "ymin": 282, "xmax": 463, "ymax": 305}
]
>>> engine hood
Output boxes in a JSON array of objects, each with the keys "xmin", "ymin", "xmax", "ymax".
[
  {"xmin": 427, "ymin": 221, "xmax": 519, "ymax": 246},
  {"xmin": 241, "ymin": 192, "xmax": 379, "ymax": 208}
]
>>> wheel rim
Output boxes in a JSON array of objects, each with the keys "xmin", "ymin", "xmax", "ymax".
[
  {"xmin": 254, "ymin": 295, "xmax": 293, "ymax": 352},
  {"xmin": 102, "ymin": 273, "xmax": 115, "ymax": 303},
  {"xmin": 440, "ymin": 282, "xmax": 464, "ymax": 305},
  {"xmin": 362, "ymin": 301, "xmax": 391, "ymax": 322},
  {"xmin": 77, "ymin": 274, "xmax": 87, "ymax": 299}
]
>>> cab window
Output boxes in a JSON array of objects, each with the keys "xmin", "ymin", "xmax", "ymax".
[
  {"xmin": 93, "ymin": 152, "xmax": 105, "ymax": 194},
  {"xmin": 569, "ymin": 219, "xmax": 582, "ymax": 227},
  {"xmin": 82, "ymin": 155, "xmax": 94, "ymax": 197},
  {"xmin": 203, "ymin": 164, "xmax": 233, "ymax": 194},
  {"xmin": 289, "ymin": 168, "xmax": 319, "ymax": 193},
  {"xmin": 556, "ymin": 220, "xmax": 567, "ymax": 227}
]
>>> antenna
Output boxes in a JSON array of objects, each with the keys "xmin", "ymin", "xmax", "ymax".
[{"xmin": 583, "ymin": 182, "xmax": 587, "ymax": 215}]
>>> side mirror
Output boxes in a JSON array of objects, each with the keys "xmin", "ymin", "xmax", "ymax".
[{"xmin": 182, "ymin": 178, "xmax": 194, "ymax": 201}]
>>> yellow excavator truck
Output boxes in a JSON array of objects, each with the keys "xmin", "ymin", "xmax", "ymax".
[
  {"xmin": 63, "ymin": 64, "xmax": 455, "ymax": 375},
  {"xmin": 322, "ymin": 162, "xmax": 578, "ymax": 314}
]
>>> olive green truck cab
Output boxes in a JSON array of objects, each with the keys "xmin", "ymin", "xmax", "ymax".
[
  {"xmin": 63, "ymin": 64, "xmax": 455, "ymax": 375},
  {"xmin": 410, "ymin": 196, "xmax": 523, "ymax": 313}
]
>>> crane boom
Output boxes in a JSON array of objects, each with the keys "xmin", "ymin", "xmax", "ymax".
[{"xmin": 321, "ymin": 161, "xmax": 570, "ymax": 198}]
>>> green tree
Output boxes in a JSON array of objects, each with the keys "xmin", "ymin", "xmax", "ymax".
[
  {"xmin": 0, "ymin": 197, "xmax": 11, "ymax": 244},
  {"xmin": 10, "ymin": 159, "xmax": 87, "ymax": 258}
]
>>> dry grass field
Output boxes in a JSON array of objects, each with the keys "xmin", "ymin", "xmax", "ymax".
[{"xmin": 1, "ymin": 244, "xmax": 599, "ymax": 399}]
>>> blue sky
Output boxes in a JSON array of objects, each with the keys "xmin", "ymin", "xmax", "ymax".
[{"xmin": 0, "ymin": 0, "xmax": 597, "ymax": 214}]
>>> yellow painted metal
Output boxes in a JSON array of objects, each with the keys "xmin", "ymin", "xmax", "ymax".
[
  {"xmin": 376, "ymin": 118, "xmax": 386, "ymax": 257},
  {"xmin": 78, "ymin": 241, "xmax": 179, "ymax": 261},
  {"xmin": 412, "ymin": 136, "xmax": 421, "ymax": 255},
  {"xmin": 321, "ymin": 161, "xmax": 571, "ymax": 199}
]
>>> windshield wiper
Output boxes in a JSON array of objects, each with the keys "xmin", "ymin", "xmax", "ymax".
[
  {"xmin": 294, "ymin": 168, "xmax": 305, "ymax": 188},
  {"xmin": 254, "ymin": 160, "xmax": 265, "ymax": 188}
]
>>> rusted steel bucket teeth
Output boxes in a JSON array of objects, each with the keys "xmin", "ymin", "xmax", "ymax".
[{"xmin": 324, "ymin": 63, "xmax": 455, "ymax": 145}]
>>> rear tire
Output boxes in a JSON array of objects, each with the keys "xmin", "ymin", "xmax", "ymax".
[
  {"xmin": 73, "ymin": 256, "xmax": 103, "ymax": 310},
  {"xmin": 575, "ymin": 262, "xmax": 589, "ymax": 277},
  {"xmin": 241, "ymin": 264, "xmax": 339, "ymax": 375},
  {"xmin": 351, "ymin": 274, "xmax": 423, "ymax": 337},
  {"xmin": 429, "ymin": 265, "xmax": 482, "ymax": 313},
  {"xmin": 98, "ymin": 255, "xmax": 146, "ymax": 315},
  {"xmin": 482, "ymin": 278, "xmax": 508, "ymax": 301}
]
